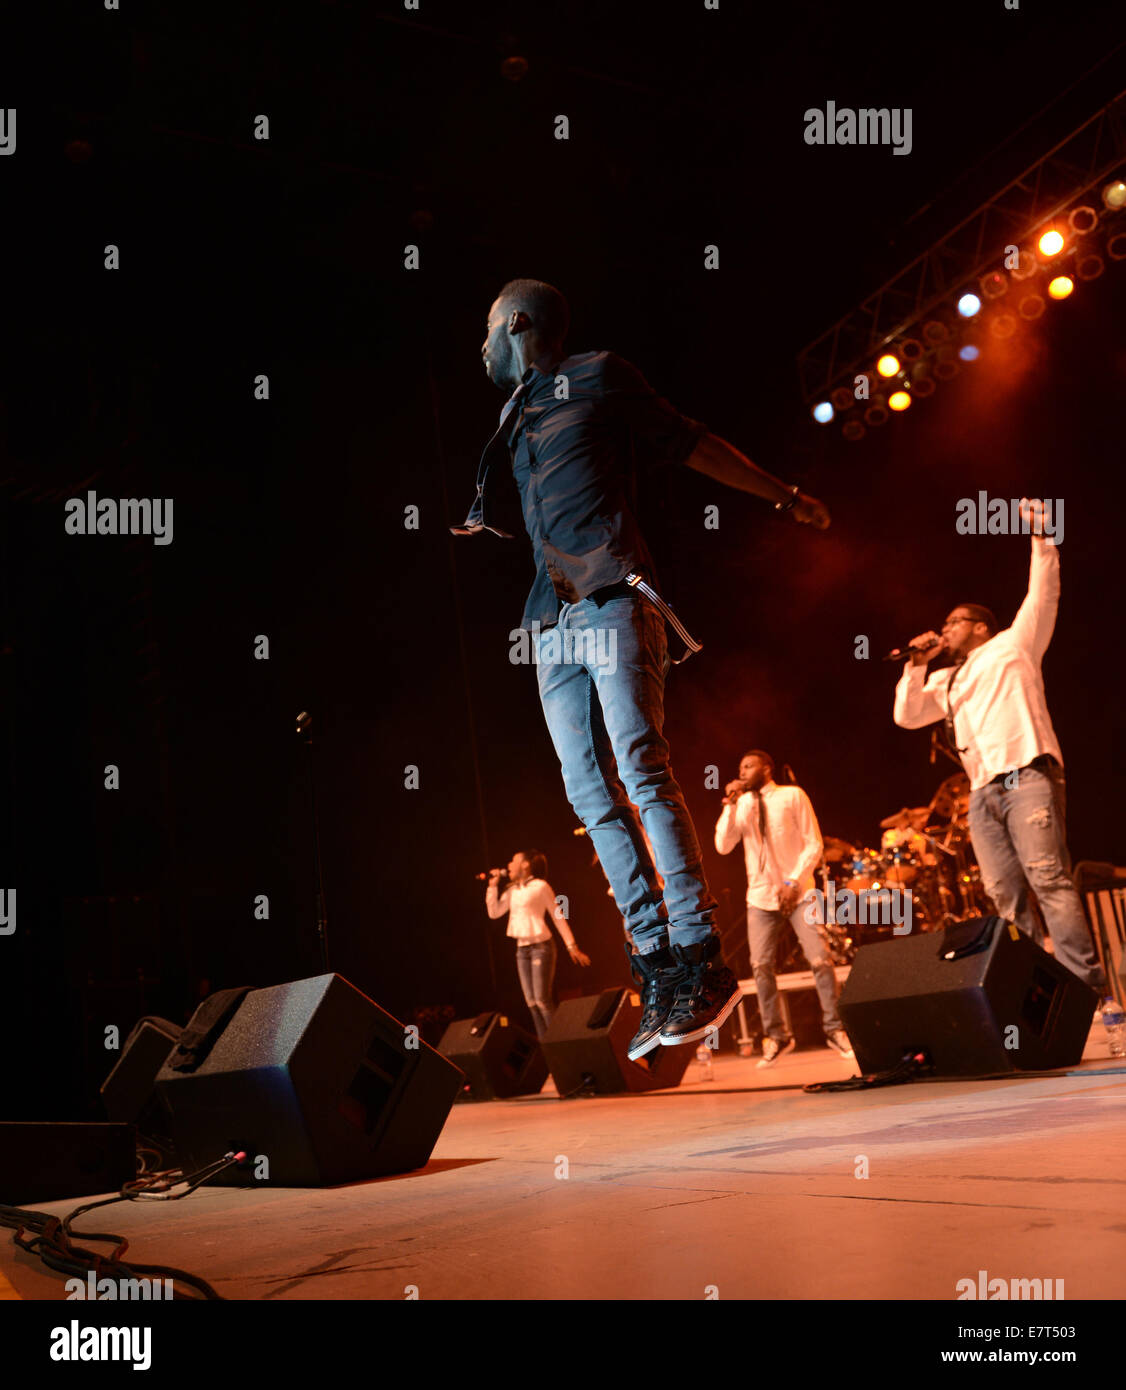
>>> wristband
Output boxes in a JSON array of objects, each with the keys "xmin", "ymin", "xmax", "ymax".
[{"xmin": 774, "ymin": 485, "xmax": 800, "ymax": 513}]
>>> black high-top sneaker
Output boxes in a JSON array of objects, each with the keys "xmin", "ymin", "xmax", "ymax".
[
  {"xmin": 625, "ymin": 942, "xmax": 688, "ymax": 1061},
  {"xmin": 659, "ymin": 934, "xmax": 742, "ymax": 1047}
]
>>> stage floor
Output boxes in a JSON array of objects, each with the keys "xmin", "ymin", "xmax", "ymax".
[{"xmin": 5, "ymin": 1031, "xmax": 1126, "ymax": 1302}]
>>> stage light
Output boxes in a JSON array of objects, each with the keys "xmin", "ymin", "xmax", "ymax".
[
  {"xmin": 933, "ymin": 348, "xmax": 959, "ymax": 381},
  {"xmin": 1107, "ymin": 232, "xmax": 1126, "ymax": 260},
  {"xmin": 912, "ymin": 376, "xmax": 936, "ymax": 397},
  {"xmin": 1076, "ymin": 253, "xmax": 1105, "ymax": 280},
  {"xmin": 864, "ymin": 401, "xmax": 889, "ymax": 427},
  {"xmin": 830, "ymin": 386, "xmax": 854, "ymax": 411},
  {"xmin": 1018, "ymin": 293, "xmax": 1045, "ymax": 320},
  {"xmin": 957, "ymin": 293, "xmax": 981, "ymax": 317},
  {"xmin": 959, "ymin": 344, "xmax": 980, "ymax": 361},
  {"xmin": 1047, "ymin": 275, "xmax": 1074, "ymax": 300},
  {"xmin": 979, "ymin": 270, "xmax": 1007, "ymax": 299},
  {"xmin": 888, "ymin": 390, "xmax": 911, "ymax": 411},
  {"xmin": 1009, "ymin": 250, "xmax": 1038, "ymax": 280},
  {"xmin": 990, "ymin": 313, "xmax": 1017, "ymax": 339},
  {"xmin": 923, "ymin": 320, "xmax": 948, "ymax": 344},
  {"xmin": 876, "ymin": 353, "xmax": 900, "ymax": 377},
  {"xmin": 1068, "ymin": 205, "xmax": 1098, "ymax": 235},
  {"xmin": 842, "ymin": 419, "xmax": 865, "ymax": 441},
  {"xmin": 500, "ymin": 55, "xmax": 530, "ymax": 81},
  {"xmin": 1102, "ymin": 179, "xmax": 1126, "ymax": 211},
  {"xmin": 812, "ymin": 401, "xmax": 834, "ymax": 423},
  {"xmin": 1038, "ymin": 229, "xmax": 1065, "ymax": 257},
  {"xmin": 899, "ymin": 337, "xmax": 923, "ymax": 362}
]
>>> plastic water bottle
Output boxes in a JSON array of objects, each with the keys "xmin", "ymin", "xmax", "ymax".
[
  {"xmin": 1102, "ymin": 998, "xmax": 1126, "ymax": 1058},
  {"xmin": 695, "ymin": 1043, "xmax": 715, "ymax": 1081}
]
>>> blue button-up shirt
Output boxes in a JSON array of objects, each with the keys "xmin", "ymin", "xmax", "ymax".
[{"xmin": 452, "ymin": 350, "xmax": 707, "ymax": 631}]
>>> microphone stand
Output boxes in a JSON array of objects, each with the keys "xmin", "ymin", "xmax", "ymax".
[{"xmin": 296, "ymin": 711, "xmax": 329, "ymax": 974}]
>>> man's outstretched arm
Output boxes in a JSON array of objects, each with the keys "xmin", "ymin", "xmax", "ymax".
[
  {"xmin": 1007, "ymin": 500, "xmax": 1061, "ymax": 662},
  {"xmin": 683, "ymin": 432, "xmax": 831, "ymax": 529}
]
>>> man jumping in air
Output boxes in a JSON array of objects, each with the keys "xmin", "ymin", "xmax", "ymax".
[{"xmin": 453, "ymin": 278, "xmax": 830, "ymax": 1060}]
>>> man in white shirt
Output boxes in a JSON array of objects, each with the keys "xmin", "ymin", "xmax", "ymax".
[
  {"xmin": 892, "ymin": 508, "xmax": 1105, "ymax": 995},
  {"xmin": 715, "ymin": 750, "xmax": 854, "ymax": 1065}
]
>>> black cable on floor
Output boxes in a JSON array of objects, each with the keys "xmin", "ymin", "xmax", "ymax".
[
  {"xmin": 0, "ymin": 1148, "xmax": 246, "ymax": 1300},
  {"xmin": 803, "ymin": 1050, "xmax": 934, "ymax": 1092}
]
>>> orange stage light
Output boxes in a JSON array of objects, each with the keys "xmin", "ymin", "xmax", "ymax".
[
  {"xmin": 887, "ymin": 391, "xmax": 911, "ymax": 412},
  {"xmin": 876, "ymin": 354, "xmax": 900, "ymax": 377},
  {"xmin": 1047, "ymin": 276, "xmax": 1074, "ymax": 300},
  {"xmin": 1038, "ymin": 229, "xmax": 1064, "ymax": 257}
]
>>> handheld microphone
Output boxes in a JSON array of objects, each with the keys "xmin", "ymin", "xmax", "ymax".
[
  {"xmin": 883, "ymin": 638, "xmax": 943, "ymax": 663},
  {"xmin": 722, "ymin": 780, "xmax": 752, "ymax": 806}
]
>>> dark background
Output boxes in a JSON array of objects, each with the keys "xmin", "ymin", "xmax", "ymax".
[{"xmin": 2, "ymin": 2, "xmax": 1123, "ymax": 1118}]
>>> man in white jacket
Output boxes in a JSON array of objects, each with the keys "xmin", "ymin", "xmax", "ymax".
[
  {"xmin": 892, "ymin": 502, "xmax": 1105, "ymax": 997},
  {"xmin": 715, "ymin": 751, "xmax": 854, "ymax": 1065}
]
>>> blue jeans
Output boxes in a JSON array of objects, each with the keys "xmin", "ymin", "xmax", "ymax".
[
  {"xmin": 747, "ymin": 900, "xmax": 843, "ymax": 1040},
  {"xmin": 515, "ymin": 938, "xmax": 557, "ymax": 1040},
  {"xmin": 968, "ymin": 758, "xmax": 1104, "ymax": 991},
  {"xmin": 535, "ymin": 589, "xmax": 716, "ymax": 953}
]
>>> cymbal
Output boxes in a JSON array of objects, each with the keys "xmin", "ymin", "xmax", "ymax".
[
  {"xmin": 930, "ymin": 771, "xmax": 971, "ymax": 819},
  {"xmin": 879, "ymin": 806, "xmax": 931, "ymax": 831},
  {"xmin": 822, "ymin": 836, "xmax": 856, "ymax": 861}
]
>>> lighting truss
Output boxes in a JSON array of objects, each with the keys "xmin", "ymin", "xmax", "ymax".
[{"xmin": 797, "ymin": 88, "xmax": 1126, "ymax": 406}]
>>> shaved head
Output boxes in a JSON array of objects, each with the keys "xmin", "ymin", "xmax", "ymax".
[
  {"xmin": 496, "ymin": 278, "xmax": 570, "ymax": 347},
  {"xmin": 481, "ymin": 278, "xmax": 570, "ymax": 391}
]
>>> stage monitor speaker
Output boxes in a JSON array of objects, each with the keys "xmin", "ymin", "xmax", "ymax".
[
  {"xmin": 838, "ymin": 916, "xmax": 1098, "ymax": 1077},
  {"xmin": 540, "ymin": 987, "xmax": 691, "ymax": 1095},
  {"xmin": 0, "ymin": 1123, "xmax": 137, "ymax": 1205},
  {"xmin": 155, "ymin": 973, "xmax": 464, "ymax": 1186},
  {"xmin": 438, "ymin": 1012, "xmax": 548, "ymax": 1100},
  {"xmin": 100, "ymin": 1015, "xmax": 182, "ymax": 1160}
]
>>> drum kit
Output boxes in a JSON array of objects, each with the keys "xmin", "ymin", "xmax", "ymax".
[{"xmin": 811, "ymin": 772, "xmax": 996, "ymax": 966}]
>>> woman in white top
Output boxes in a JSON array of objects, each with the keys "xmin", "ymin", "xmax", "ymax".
[{"xmin": 485, "ymin": 850, "xmax": 591, "ymax": 1040}]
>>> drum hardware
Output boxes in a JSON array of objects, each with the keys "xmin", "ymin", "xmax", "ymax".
[
  {"xmin": 835, "ymin": 766, "xmax": 994, "ymax": 938},
  {"xmin": 785, "ymin": 864, "xmax": 856, "ymax": 966},
  {"xmin": 879, "ymin": 805, "xmax": 931, "ymax": 832},
  {"xmin": 930, "ymin": 771, "xmax": 971, "ymax": 823}
]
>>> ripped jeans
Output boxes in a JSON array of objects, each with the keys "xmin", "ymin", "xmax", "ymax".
[
  {"xmin": 968, "ymin": 757, "xmax": 1104, "ymax": 991},
  {"xmin": 535, "ymin": 588, "xmax": 716, "ymax": 953},
  {"xmin": 515, "ymin": 938, "xmax": 557, "ymax": 1040}
]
